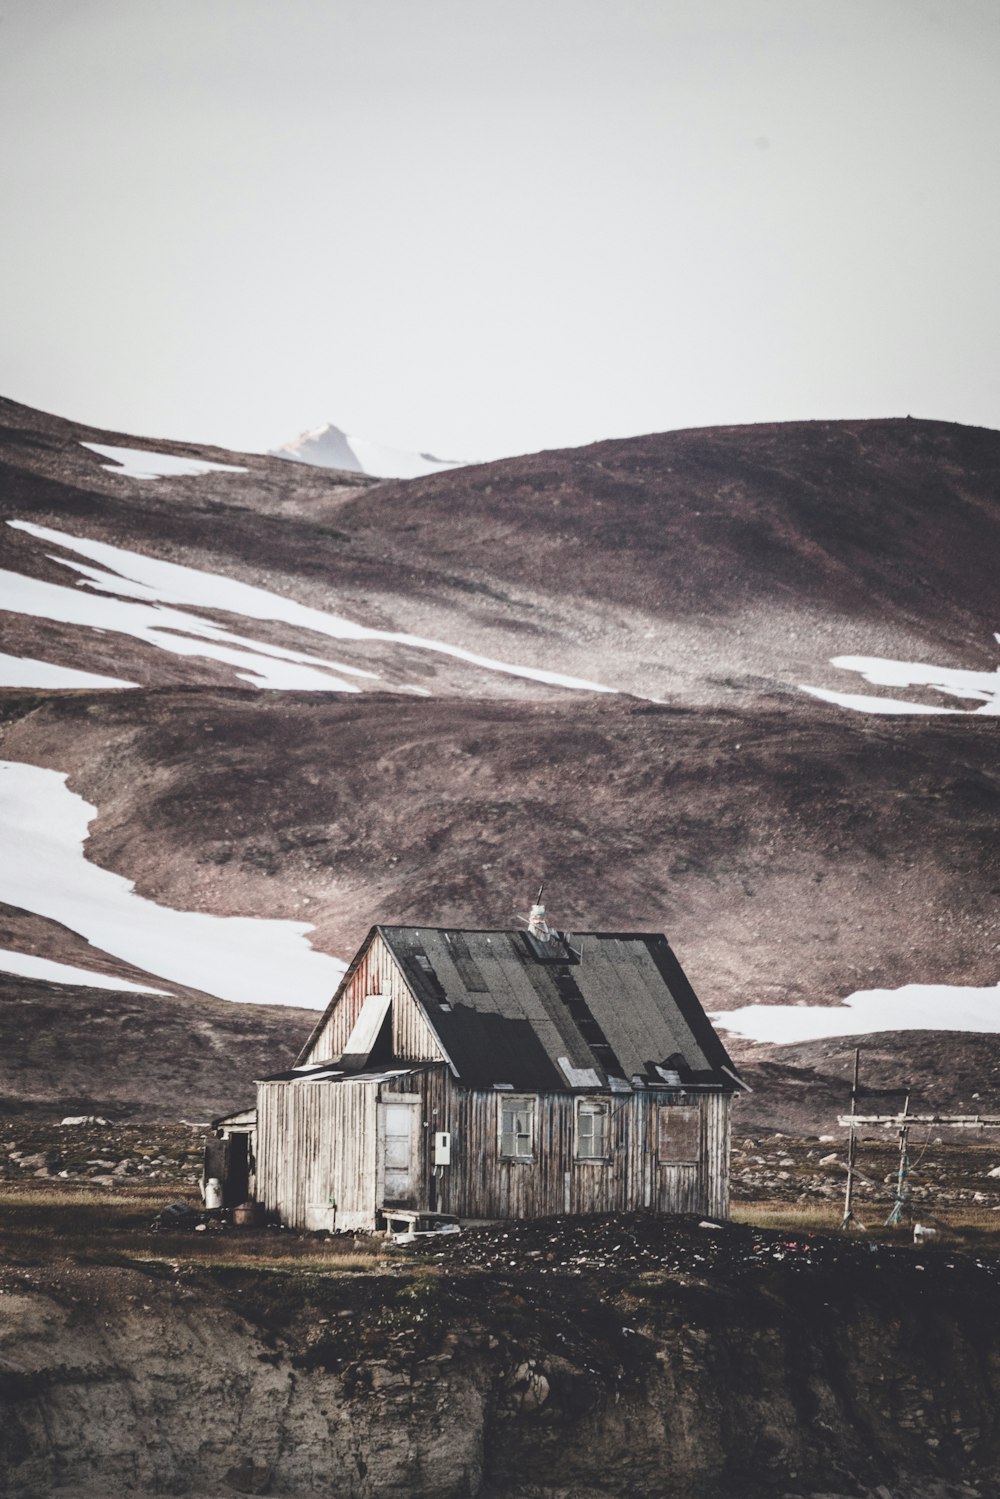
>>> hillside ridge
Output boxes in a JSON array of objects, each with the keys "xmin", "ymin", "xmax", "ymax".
[{"xmin": 0, "ymin": 399, "xmax": 997, "ymax": 1126}]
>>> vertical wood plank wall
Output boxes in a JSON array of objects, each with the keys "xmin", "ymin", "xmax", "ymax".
[
  {"xmin": 382, "ymin": 1072, "xmax": 731, "ymax": 1221},
  {"xmin": 261, "ymin": 1074, "xmax": 730, "ymax": 1227},
  {"xmin": 257, "ymin": 1078, "xmax": 379, "ymax": 1230},
  {"xmin": 304, "ymin": 934, "xmax": 446, "ymax": 1067}
]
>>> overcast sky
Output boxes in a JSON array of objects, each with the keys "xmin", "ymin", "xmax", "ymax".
[{"xmin": 1, "ymin": 0, "xmax": 998, "ymax": 461}]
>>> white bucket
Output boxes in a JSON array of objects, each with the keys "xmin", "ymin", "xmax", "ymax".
[{"xmin": 204, "ymin": 1177, "xmax": 223, "ymax": 1209}]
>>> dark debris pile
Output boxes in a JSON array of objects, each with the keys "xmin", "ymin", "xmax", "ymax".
[{"xmin": 413, "ymin": 1211, "xmax": 1000, "ymax": 1289}]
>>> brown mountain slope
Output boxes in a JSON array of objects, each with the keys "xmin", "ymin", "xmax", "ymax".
[
  {"xmin": 341, "ymin": 417, "xmax": 1000, "ymax": 625},
  {"xmin": 735, "ymin": 1030, "xmax": 1000, "ymax": 1135},
  {"xmin": 334, "ymin": 416, "xmax": 1000, "ymax": 704},
  {"xmin": 3, "ymin": 399, "xmax": 998, "ymax": 707},
  {"xmin": 0, "ymin": 972, "xmax": 314, "ymax": 1121},
  {"xmin": 1, "ymin": 401, "xmax": 998, "ymax": 1128},
  {"xmin": 0, "ymin": 397, "xmax": 613, "ymax": 699},
  {"xmin": 2, "ymin": 688, "xmax": 996, "ymax": 1015}
]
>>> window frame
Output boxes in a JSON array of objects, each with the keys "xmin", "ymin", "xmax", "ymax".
[
  {"xmin": 498, "ymin": 1095, "xmax": 536, "ymax": 1161},
  {"xmin": 656, "ymin": 1102, "xmax": 701, "ymax": 1164},
  {"xmin": 575, "ymin": 1096, "xmax": 611, "ymax": 1162}
]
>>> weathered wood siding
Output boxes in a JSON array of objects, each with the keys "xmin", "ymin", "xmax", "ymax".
[
  {"xmin": 257, "ymin": 1077, "xmax": 380, "ymax": 1231},
  {"xmin": 379, "ymin": 1071, "xmax": 731, "ymax": 1221},
  {"xmin": 259, "ymin": 1071, "xmax": 731, "ymax": 1229},
  {"xmin": 303, "ymin": 933, "xmax": 446, "ymax": 1067}
]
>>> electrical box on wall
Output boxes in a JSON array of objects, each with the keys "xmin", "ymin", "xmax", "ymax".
[{"xmin": 434, "ymin": 1131, "xmax": 451, "ymax": 1165}]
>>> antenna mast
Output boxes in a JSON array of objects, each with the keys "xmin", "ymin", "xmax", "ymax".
[
  {"xmin": 841, "ymin": 1047, "xmax": 865, "ymax": 1231},
  {"xmin": 885, "ymin": 1091, "xmax": 911, "ymax": 1227}
]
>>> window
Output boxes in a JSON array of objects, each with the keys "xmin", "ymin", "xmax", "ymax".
[
  {"xmin": 657, "ymin": 1104, "xmax": 700, "ymax": 1163},
  {"xmin": 576, "ymin": 1098, "xmax": 609, "ymax": 1160},
  {"xmin": 499, "ymin": 1097, "xmax": 535, "ymax": 1159}
]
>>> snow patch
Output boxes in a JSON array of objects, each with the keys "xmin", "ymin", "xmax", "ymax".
[
  {"xmin": 712, "ymin": 981, "xmax": 1000, "ymax": 1044},
  {"xmin": 0, "ymin": 651, "xmax": 137, "ymax": 690},
  {"xmin": 0, "ymin": 946, "xmax": 166, "ymax": 995},
  {"xmin": 800, "ymin": 686, "xmax": 953, "ymax": 716},
  {"xmin": 0, "ymin": 759, "xmax": 345, "ymax": 1008},
  {"xmin": 7, "ymin": 520, "xmax": 615, "ymax": 695},
  {"xmin": 348, "ymin": 435, "xmax": 464, "ymax": 480},
  {"xmin": 272, "ymin": 422, "xmax": 465, "ymax": 479},
  {"xmin": 0, "ymin": 562, "xmax": 375, "ymax": 693},
  {"xmin": 801, "ymin": 639, "xmax": 1000, "ymax": 716},
  {"xmin": 81, "ymin": 443, "xmax": 247, "ymax": 481}
]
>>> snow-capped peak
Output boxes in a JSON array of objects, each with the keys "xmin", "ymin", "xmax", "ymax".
[{"xmin": 269, "ymin": 422, "xmax": 465, "ymax": 480}]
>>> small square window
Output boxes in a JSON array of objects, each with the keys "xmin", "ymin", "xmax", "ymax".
[
  {"xmin": 576, "ymin": 1098, "xmax": 609, "ymax": 1160},
  {"xmin": 499, "ymin": 1097, "xmax": 535, "ymax": 1159},
  {"xmin": 657, "ymin": 1104, "xmax": 700, "ymax": 1163}
]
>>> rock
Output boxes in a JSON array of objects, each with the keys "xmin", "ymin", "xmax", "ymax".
[
  {"xmin": 819, "ymin": 1153, "xmax": 840, "ymax": 1166},
  {"xmin": 223, "ymin": 1459, "xmax": 273, "ymax": 1494},
  {"xmin": 1, "ymin": 1234, "xmax": 1000, "ymax": 1497},
  {"xmin": 19, "ymin": 1152, "xmax": 55, "ymax": 1170},
  {"xmin": 507, "ymin": 1360, "xmax": 550, "ymax": 1413},
  {"xmin": 369, "ymin": 1363, "xmax": 410, "ymax": 1393}
]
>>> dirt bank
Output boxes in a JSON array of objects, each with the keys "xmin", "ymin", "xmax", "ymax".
[{"xmin": 2, "ymin": 1218, "xmax": 1000, "ymax": 1498}]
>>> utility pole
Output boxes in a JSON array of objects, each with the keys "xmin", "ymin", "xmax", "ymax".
[
  {"xmin": 841, "ymin": 1047, "xmax": 865, "ymax": 1231},
  {"xmin": 838, "ymin": 1091, "xmax": 1000, "ymax": 1229},
  {"xmin": 885, "ymin": 1091, "xmax": 911, "ymax": 1227}
]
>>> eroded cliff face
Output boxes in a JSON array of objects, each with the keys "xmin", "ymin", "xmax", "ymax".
[{"xmin": 2, "ymin": 1232, "xmax": 1000, "ymax": 1499}]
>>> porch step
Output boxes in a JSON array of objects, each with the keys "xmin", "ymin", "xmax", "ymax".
[{"xmin": 379, "ymin": 1208, "xmax": 461, "ymax": 1242}]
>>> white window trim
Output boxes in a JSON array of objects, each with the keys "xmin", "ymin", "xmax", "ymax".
[
  {"xmin": 575, "ymin": 1096, "xmax": 611, "ymax": 1162},
  {"xmin": 498, "ymin": 1095, "xmax": 536, "ymax": 1161}
]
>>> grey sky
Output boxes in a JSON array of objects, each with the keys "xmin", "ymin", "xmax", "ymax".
[{"xmin": 1, "ymin": 0, "xmax": 998, "ymax": 459}]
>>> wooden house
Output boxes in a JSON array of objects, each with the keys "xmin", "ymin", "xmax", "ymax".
[{"xmin": 252, "ymin": 918, "xmax": 744, "ymax": 1231}]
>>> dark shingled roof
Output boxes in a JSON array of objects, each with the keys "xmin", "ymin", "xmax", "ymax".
[{"xmin": 345, "ymin": 926, "xmax": 740, "ymax": 1094}]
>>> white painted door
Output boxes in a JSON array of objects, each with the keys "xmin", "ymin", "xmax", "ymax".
[{"xmin": 381, "ymin": 1100, "xmax": 419, "ymax": 1204}]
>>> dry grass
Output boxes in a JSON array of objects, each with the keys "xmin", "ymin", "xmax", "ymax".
[
  {"xmin": 733, "ymin": 1202, "xmax": 845, "ymax": 1232},
  {"xmin": 733, "ymin": 1199, "xmax": 1000, "ymax": 1241},
  {"xmin": 7, "ymin": 1181, "xmax": 1000, "ymax": 1278},
  {"xmin": 0, "ymin": 1181, "xmax": 181, "ymax": 1210},
  {"xmin": 121, "ymin": 1249, "xmax": 388, "ymax": 1274},
  {"xmin": 0, "ymin": 1181, "xmax": 390, "ymax": 1272}
]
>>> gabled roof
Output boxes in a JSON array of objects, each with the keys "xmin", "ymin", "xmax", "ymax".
[{"xmin": 298, "ymin": 924, "xmax": 742, "ymax": 1094}]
